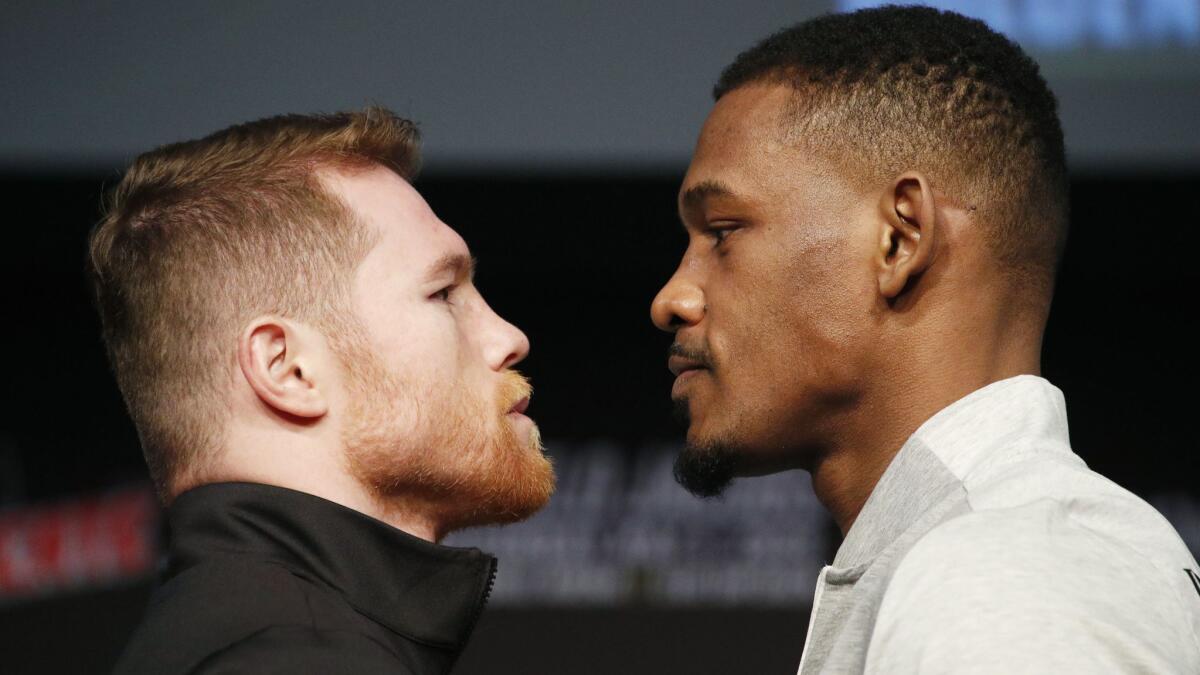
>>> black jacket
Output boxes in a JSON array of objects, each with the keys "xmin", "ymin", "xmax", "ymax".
[{"xmin": 113, "ymin": 482, "xmax": 497, "ymax": 674}]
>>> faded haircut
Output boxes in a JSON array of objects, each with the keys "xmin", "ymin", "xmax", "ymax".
[
  {"xmin": 88, "ymin": 107, "xmax": 420, "ymax": 499},
  {"xmin": 716, "ymin": 5, "xmax": 1069, "ymax": 294}
]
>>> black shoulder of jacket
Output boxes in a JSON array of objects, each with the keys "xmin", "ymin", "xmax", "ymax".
[{"xmin": 189, "ymin": 625, "xmax": 416, "ymax": 675}]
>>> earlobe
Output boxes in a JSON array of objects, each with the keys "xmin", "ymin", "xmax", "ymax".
[
  {"xmin": 237, "ymin": 318, "xmax": 329, "ymax": 420},
  {"xmin": 876, "ymin": 172, "xmax": 938, "ymax": 300}
]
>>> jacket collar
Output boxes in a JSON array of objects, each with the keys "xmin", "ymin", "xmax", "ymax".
[
  {"xmin": 166, "ymin": 482, "xmax": 496, "ymax": 650},
  {"xmin": 832, "ymin": 375, "xmax": 1079, "ymax": 572}
]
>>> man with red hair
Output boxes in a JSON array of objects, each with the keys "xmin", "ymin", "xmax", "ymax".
[{"xmin": 92, "ymin": 108, "xmax": 554, "ymax": 673}]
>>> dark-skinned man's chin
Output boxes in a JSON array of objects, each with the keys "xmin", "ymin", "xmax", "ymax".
[
  {"xmin": 671, "ymin": 396, "xmax": 739, "ymax": 498},
  {"xmin": 673, "ymin": 441, "xmax": 739, "ymax": 498}
]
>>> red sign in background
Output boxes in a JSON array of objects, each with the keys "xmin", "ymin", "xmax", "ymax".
[{"xmin": 0, "ymin": 487, "xmax": 158, "ymax": 600}]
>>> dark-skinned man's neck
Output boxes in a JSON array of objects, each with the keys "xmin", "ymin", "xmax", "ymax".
[{"xmin": 809, "ymin": 337, "xmax": 1043, "ymax": 537}]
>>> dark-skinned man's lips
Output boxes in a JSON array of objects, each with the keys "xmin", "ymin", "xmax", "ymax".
[
  {"xmin": 668, "ymin": 355, "xmax": 709, "ymax": 377},
  {"xmin": 668, "ymin": 343, "xmax": 714, "ymax": 399},
  {"xmin": 667, "ymin": 341, "xmax": 712, "ymax": 374},
  {"xmin": 669, "ymin": 360, "xmax": 710, "ymax": 400}
]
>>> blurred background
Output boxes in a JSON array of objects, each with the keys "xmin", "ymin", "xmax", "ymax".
[{"xmin": 1, "ymin": 1, "xmax": 1197, "ymax": 673}]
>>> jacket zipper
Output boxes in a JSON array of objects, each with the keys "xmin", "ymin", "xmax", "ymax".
[{"xmin": 445, "ymin": 557, "xmax": 497, "ymax": 673}]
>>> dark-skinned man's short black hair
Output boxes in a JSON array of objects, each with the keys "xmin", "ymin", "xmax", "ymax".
[{"xmin": 715, "ymin": 5, "xmax": 1068, "ymax": 296}]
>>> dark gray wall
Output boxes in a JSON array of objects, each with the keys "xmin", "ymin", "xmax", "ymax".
[{"xmin": 3, "ymin": 1, "xmax": 1198, "ymax": 172}]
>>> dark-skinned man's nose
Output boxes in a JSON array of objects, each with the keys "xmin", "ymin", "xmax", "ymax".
[{"xmin": 651, "ymin": 271, "xmax": 705, "ymax": 332}]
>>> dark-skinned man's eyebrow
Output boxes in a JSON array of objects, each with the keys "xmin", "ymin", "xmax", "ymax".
[
  {"xmin": 680, "ymin": 179, "xmax": 737, "ymax": 211},
  {"xmin": 423, "ymin": 253, "xmax": 477, "ymax": 283}
]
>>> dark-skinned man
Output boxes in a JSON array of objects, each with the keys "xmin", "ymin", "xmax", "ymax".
[{"xmin": 652, "ymin": 7, "xmax": 1200, "ymax": 673}]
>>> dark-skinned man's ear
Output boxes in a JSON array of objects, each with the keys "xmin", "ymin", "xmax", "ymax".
[
  {"xmin": 877, "ymin": 172, "xmax": 939, "ymax": 300},
  {"xmin": 237, "ymin": 317, "xmax": 329, "ymax": 420}
]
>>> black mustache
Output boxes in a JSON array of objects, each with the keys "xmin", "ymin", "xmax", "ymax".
[{"xmin": 668, "ymin": 343, "xmax": 713, "ymax": 369}]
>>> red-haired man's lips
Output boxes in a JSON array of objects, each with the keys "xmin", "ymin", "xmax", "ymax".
[
  {"xmin": 505, "ymin": 395, "xmax": 536, "ymax": 441},
  {"xmin": 508, "ymin": 396, "xmax": 530, "ymax": 415}
]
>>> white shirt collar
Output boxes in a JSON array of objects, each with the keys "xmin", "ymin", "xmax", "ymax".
[
  {"xmin": 831, "ymin": 375, "xmax": 1076, "ymax": 571},
  {"xmin": 913, "ymin": 374, "xmax": 1073, "ymax": 483}
]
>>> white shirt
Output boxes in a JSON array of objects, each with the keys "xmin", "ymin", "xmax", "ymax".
[{"xmin": 797, "ymin": 375, "xmax": 1200, "ymax": 674}]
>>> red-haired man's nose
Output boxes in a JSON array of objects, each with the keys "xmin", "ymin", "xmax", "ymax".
[{"xmin": 483, "ymin": 304, "xmax": 530, "ymax": 371}]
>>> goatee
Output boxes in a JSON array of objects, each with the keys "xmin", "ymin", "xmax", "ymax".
[
  {"xmin": 673, "ymin": 441, "xmax": 738, "ymax": 498},
  {"xmin": 671, "ymin": 395, "xmax": 737, "ymax": 497}
]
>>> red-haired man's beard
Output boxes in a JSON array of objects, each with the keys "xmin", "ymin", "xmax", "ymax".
[{"xmin": 341, "ymin": 366, "xmax": 555, "ymax": 537}]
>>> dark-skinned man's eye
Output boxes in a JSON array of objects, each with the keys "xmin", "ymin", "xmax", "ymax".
[{"xmin": 710, "ymin": 227, "xmax": 736, "ymax": 248}]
